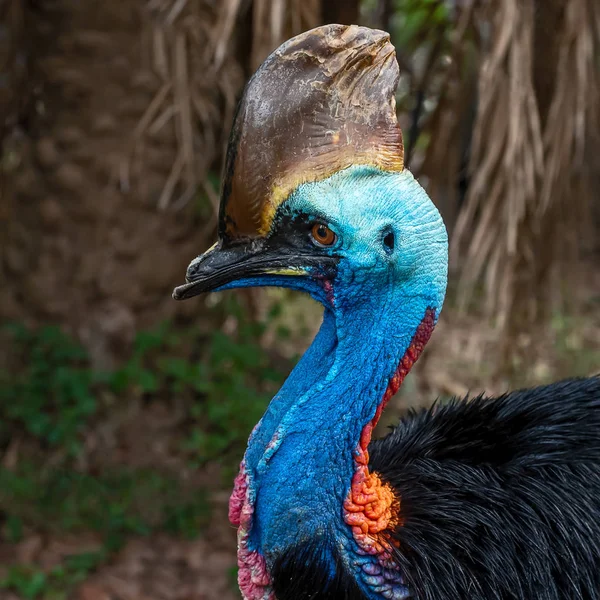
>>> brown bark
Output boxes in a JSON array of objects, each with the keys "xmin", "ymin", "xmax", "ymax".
[
  {"xmin": 0, "ymin": 0, "xmax": 225, "ymax": 368},
  {"xmin": 0, "ymin": 0, "xmax": 25, "ymax": 135},
  {"xmin": 532, "ymin": 1, "xmax": 565, "ymax": 127},
  {"xmin": 379, "ymin": 0, "xmax": 394, "ymax": 32},
  {"xmin": 322, "ymin": 0, "xmax": 360, "ymax": 25}
]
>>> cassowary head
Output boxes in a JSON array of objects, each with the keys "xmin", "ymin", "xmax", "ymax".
[{"xmin": 174, "ymin": 25, "xmax": 447, "ymax": 319}]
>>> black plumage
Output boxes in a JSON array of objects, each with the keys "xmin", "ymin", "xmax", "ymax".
[
  {"xmin": 272, "ymin": 377, "xmax": 600, "ymax": 599},
  {"xmin": 272, "ymin": 538, "xmax": 367, "ymax": 600}
]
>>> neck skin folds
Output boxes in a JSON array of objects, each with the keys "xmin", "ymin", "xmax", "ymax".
[{"xmin": 241, "ymin": 273, "xmax": 436, "ymax": 563}]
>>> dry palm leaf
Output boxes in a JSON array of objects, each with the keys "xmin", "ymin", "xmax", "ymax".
[{"xmin": 451, "ymin": 0, "xmax": 599, "ymax": 334}]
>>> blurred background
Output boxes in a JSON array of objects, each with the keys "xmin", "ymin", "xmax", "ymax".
[{"xmin": 0, "ymin": 0, "xmax": 598, "ymax": 598}]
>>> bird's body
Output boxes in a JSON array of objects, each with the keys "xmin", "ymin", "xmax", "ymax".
[
  {"xmin": 270, "ymin": 377, "xmax": 600, "ymax": 600},
  {"xmin": 174, "ymin": 24, "xmax": 600, "ymax": 600},
  {"xmin": 369, "ymin": 378, "xmax": 600, "ymax": 600}
]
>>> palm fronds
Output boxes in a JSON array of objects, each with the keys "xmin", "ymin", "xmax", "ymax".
[
  {"xmin": 250, "ymin": 0, "xmax": 320, "ymax": 69},
  {"xmin": 123, "ymin": 0, "xmax": 243, "ymax": 212},
  {"xmin": 452, "ymin": 0, "xmax": 544, "ymax": 328},
  {"xmin": 415, "ymin": 0, "xmax": 599, "ymax": 340}
]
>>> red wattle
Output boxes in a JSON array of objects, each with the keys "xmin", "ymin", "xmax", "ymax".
[{"xmin": 344, "ymin": 308, "xmax": 436, "ymax": 558}]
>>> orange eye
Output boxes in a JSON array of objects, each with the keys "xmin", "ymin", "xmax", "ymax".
[{"xmin": 311, "ymin": 223, "xmax": 336, "ymax": 246}]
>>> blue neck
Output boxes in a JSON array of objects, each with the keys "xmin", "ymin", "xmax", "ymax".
[
  {"xmin": 244, "ymin": 275, "xmax": 434, "ymax": 566},
  {"xmin": 227, "ymin": 167, "xmax": 448, "ymax": 599}
]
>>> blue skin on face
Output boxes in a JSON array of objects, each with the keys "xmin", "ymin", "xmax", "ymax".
[{"xmin": 218, "ymin": 165, "xmax": 448, "ymax": 598}]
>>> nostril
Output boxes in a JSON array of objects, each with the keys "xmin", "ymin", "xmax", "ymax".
[{"xmin": 383, "ymin": 231, "xmax": 395, "ymax": 253}]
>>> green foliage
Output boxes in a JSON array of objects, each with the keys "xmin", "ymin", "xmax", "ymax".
[
  {"xmin": 0, "ymin": 296, "xmax": 289, "ymax": 466},
  {"xmin": 106, "ymin": 297, "xmax": 287, "ymax": 466},
  {"xmin": 182, "ymin": 307, "xmax": 285, "ymax": 466},
  {"xmin": 361, "ymin": 0, "xmax": 452, "ymax": 50},
  {"xmin": 0, "ymin": 465, "xmax": 210, "ymax": 543},
  {"xmin": 227, "ymin": 565, "xmax": 239, "ymax": 592},
  {"xmin": 0, "ymin": 323, "xmax": 96, "ymax": 455},
  {"xmin": 1, "ymin": 565, "xmax": 50, "ymax": 600},
  {"xmin": 361, "ymin": 0, "xmax": 458, "ymax": 154},
  {"xmin": 392, "ymin": 0, "xmax": 451, "ymax": 50},
  {"xmin": 0, "ymin": 553, "xmax": 105, "ymax": 600}
]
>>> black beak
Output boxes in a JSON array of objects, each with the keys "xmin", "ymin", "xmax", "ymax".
[{"xmin": 173, "ymin": 240, "xmax": 337, "ymax": 300}]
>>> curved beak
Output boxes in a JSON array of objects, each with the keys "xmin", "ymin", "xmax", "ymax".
[{"xmin": 173, "ymin": 240, "xmax": 338, "ymax": 300}]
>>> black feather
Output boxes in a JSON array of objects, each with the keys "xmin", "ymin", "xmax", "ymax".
[
  {"xmin": 272, "ymin": 377, "xmax": 600, "ymax": 599},
  {"xmin": 370, "ymin": 376, "xmax": 600, "ymax": 600},
  {"xmin": 271, "ymin": 535, "xmax": 367, "ymax": 600}
]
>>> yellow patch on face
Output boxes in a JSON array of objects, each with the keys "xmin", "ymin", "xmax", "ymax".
[
  {"xmin": 263, "ymin": 267, "xmax": 307, "ymax": 276},
  {"xmin": 258, "ymin": 181, "xmax": 301, "ymax": 237}
]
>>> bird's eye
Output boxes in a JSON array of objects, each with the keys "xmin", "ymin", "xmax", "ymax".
[{"xmin": 310, "ymin": 223, "xmax": 336, "ymax": 247}]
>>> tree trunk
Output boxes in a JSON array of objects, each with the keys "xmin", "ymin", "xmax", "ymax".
[
  {"xmin": 0, "ymin": 0, "xmax": 228, "ymax": 368},
  {"xmin": 322, "ymin": 0, "xmax": 360, "ymax": 25},
  {"xmin": 446, "ymin": 0, "xmax": 599, "ymax": 371},
  {"xmin": 379, "ymin": 0, "xmax": 394, "ymax": 32}
]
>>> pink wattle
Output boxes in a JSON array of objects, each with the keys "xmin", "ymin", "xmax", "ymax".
[
  {"xmin": 229, "ymin": 468, "xmax": 246, "ymax": 526},
  {"xmin": 229, "ymin": 462, "xmax": 275, "ymax": 600}
]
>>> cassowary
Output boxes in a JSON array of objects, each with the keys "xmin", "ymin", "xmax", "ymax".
[{"xmin": 173, "ymin": 25, "xmax": 600, "ymax": 600}]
